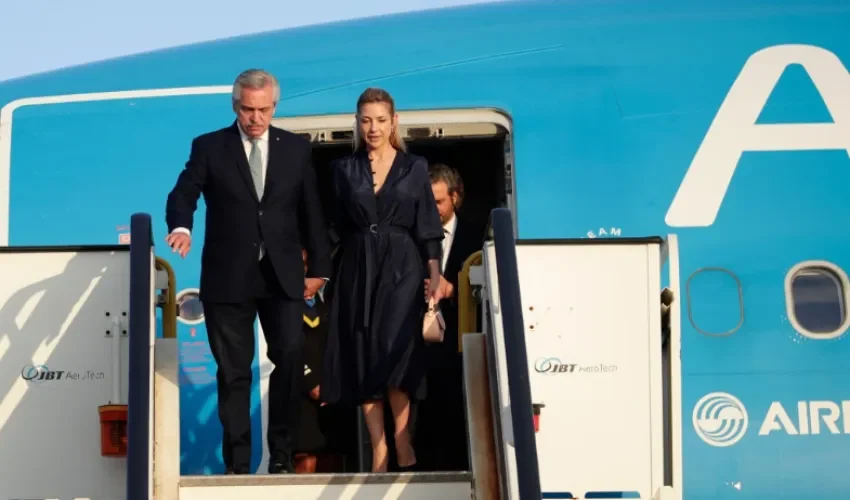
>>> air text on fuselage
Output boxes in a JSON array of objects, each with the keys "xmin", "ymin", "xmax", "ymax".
[
  {"xmin": 759, "ymin": 400, "xmax": 850, "ymax": 435},
  {"xmin": 665, "ymin": 44, "xmax": 850, "ymax": 228}
]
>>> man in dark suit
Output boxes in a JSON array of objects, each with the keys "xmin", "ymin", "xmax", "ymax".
[
  {"xmin": 164, "ymin": 69, "xmax": 332, "ymax": 475},
  {"xmin": 418, "ymin": 163, "xmax": 485, "ymax": 472}
]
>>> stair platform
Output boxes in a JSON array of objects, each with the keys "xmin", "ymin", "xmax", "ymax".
[{"xmin": 178, "ymin": 471, "xmax": 473, "ymax": 499}]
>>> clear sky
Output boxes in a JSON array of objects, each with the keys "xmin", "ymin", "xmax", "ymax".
[{"xmin": 0, "ymin": 0, "xmax": 502, "ymax": 82}]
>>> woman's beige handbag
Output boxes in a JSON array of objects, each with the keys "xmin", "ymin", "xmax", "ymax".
[{"xmin": 422, "ymin": 298, "xmax": 445, "ymax": 343}]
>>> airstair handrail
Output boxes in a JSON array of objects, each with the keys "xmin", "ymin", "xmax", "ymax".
[
  {"xmin": 155, "ymin": 256, "xmax": 177, "ymax": 339},
  {"xmin": 489, "ymin": 208, "xmax": 542, "ymax": 499},
  {"xmin": 127, "ymin": 212, "xmax": 154, "ymax": 500},
  {"xmin": 457, "ymin": 250, "xmax": 482, "ymax": 352}
]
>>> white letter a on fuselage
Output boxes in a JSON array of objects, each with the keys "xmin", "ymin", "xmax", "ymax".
[{"xmin": 665, "ymin": 44, "xmax": 850, "ymax": 227}]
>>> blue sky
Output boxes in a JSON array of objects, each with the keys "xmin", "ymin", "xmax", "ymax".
[{"xmin": 0, "ymin": 0, "xmax": 501, "ymax": 82}]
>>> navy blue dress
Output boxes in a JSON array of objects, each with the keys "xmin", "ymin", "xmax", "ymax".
[{"xmin": 320, "ymin": 150, "xmax": 444, "ymax": 406}]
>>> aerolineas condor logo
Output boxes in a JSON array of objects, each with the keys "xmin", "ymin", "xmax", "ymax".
[
  {"xmin": 692, "ymin": 392, "xmax": 749, "ymax": 447},
  {"xmin": 694, "ymin": 392, "xmax": 850, "ymax": 446}
]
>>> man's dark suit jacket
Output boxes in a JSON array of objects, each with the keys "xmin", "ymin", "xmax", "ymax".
[
  {"xmin": 165, "ymin": 122, "xmax": 332, "ymax": 303},
  {"xmin": 440, "ymin": 214, "xmax": 485, "ymax": 352}
]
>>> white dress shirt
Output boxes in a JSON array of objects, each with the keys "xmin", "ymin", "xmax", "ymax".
[
  {"xmin": 171, "ymin": 124, "xmax": 268, "ymax": 237},
  {"xmin": 441, "ymin": 213, "xmax": 457, "ymax": 272}
]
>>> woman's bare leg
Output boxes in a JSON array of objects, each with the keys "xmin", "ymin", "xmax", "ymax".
[
  {"xmin": 388, "ymin": 387, "xmax": 416, "ymax": 468},
  {"xmin": 362, "ymin": 400, "xmax": 388, "ymax": 472}
]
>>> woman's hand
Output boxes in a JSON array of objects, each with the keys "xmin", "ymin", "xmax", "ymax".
[
  {"xmin": 424, "ymin": 275, "xmax": 449, "ymax": 303},
  {"xmin": 310, "ymin": 385, "xmax": 327, "ymax": 406}
]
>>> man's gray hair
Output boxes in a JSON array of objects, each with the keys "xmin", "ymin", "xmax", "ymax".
[{"xmin": 232, "ymin": 69, "xmax": 280, "ymax": 104}]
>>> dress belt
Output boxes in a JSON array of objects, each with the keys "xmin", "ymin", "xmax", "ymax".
[
  {"xmin": 357, "ymin": 223, "xmax": 410, "ymax": 329},
  {"xmin": 359, "ymin": 223, "xmax": 409, "ymax": 235}
]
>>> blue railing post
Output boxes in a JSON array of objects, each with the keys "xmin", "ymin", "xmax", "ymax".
[
  {"xmin": 127, "ymin": 213, "xmax": 154, "ymax": 500},
  {"xmin": 490, "ymin": 208, "xmax": 542, "ymax": 499}
]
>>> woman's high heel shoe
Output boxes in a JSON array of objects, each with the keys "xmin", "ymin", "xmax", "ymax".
[{"xmin": 397, "ymin": 462, "xmax": 419, "ymax": 473}]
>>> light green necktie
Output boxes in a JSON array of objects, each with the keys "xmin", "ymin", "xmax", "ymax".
[
  {"xmin": 249, "ymin": 139, "xmax": 264, "ymax": 199},
  {"xmin": 249, "ymin": 138, "xmax": 265, "ymax": 260}
]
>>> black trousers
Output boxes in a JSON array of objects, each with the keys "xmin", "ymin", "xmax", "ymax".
[
  {"xmin": 416, "ymin": 349, "xmax": 469, "ymax": 472},
  {"xmin": 203, "ymin": 256, "xmax": 303, "ymax": 471}
]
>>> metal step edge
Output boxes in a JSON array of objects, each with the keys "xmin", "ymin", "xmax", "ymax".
[{"xmin": 179, "ymin": 471, "xmax": 473, "ymax": 488}]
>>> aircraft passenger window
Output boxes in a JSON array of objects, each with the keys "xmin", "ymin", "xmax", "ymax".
[
  {"xmin": 685, "ymin": 267, "xmax": 744, "ymax": 336},
  {"xmin": 786, "ymin": 262, "xmax": 849, "ymax": 339},
  {"xmin": 176, "ymin": 288, "xmax": 204, "ymax": 324}
]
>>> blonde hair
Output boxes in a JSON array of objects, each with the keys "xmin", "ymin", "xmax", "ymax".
[{"xmin": 353, "ymin": 87, "xmax": 406, "ymax": 152}]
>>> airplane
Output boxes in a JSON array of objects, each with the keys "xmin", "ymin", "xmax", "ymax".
[{"xmin": 0, "ymin": 0, "xmax": 849, "ymax": 498}]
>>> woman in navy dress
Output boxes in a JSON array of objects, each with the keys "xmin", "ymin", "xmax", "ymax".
[{"xmin": 321, "ymin": 87, "xmax": 447, "ymax": 472}]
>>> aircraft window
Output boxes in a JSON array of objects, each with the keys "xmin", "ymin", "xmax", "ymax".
[
  {"xmin": 176, "ymin": 288, "xmax": 204, "ymax": 325},
  {"xmin": 685, "ymin": 267, "xmax": 744, "ymax": 336},
  {"xmin": 785, "ymin": 262, "xmax": 849, "ymax": 339}
]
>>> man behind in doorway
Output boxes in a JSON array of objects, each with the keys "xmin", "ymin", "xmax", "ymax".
[{"xmin": 417, "ymin": 163, "xmax": 485, "ymax": 471}]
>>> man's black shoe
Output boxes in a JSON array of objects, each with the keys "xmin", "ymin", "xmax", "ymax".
[{"xmin": 268, "ymin": 452, "xmax": 295, "ymax": 474}]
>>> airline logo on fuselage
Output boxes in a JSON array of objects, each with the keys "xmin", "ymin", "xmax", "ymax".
[
  {"xmin": 693, "ymin": 392, "xmax": 850, "ymax": 446},
  {"xmin": 692, "ymin": 392, "xmax": 749, "ymax": 447}
]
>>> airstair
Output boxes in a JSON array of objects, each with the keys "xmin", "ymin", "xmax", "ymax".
[{"xmin": 0, "ymin": 209, "xmax": 682, "ymax": 500}]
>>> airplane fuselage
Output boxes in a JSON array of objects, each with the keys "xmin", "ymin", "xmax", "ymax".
[{"xmin": 1, "ymin": 1, "xmax": 848, "ymax": 498}]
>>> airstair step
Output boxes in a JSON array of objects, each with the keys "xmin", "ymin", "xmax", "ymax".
[{"xmin": 178, "ymin": 471, "xmax": 473, "ymax": 500}]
